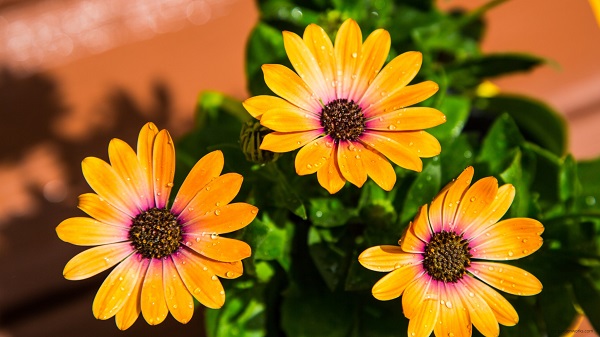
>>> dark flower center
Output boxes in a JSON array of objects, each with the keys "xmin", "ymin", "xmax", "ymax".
[
  {"xmin": 320, "ymin": 99, "xmax": 366, "ymax": 141},
  {"xmin": 422, "ymin": 230, "xmax": 472, "ymax": 283},
  {"xmin": 129, "ymin": 207, "xmax": 182, "ymax": 259}
]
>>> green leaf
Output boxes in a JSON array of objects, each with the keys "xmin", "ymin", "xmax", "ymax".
[
  {"xmin": 205, "ymin": 286, "xmax": 266, "ymax": 337},
  {"xmin": 572, "ymin": 273, "xmax": 600, "ymax": 333},
  {"xmin": 559, "ymin": 154, "xmax": 580, "ymax": 202},
  {"xmin": 477, "ymin": 114, "xmax": 524, "ymax": 173},
  {"xmin": 244, "ymin": 215, "xmax": 293, "ymax": 271},
  {"xmin": 499, "ymin": 148, "xmax": 537, "ymax": 217},
  {"xmin": 429, "ymin": 95, "xmax": 470, "ymax": 141},
  {"xmin": 309, "ymin": 198, "xmax": 356, "ymax": 227},
  {"xmin": 400, "ymin": 159, "xmax": 441, "ymax": 224},
  {"xmin": 264, "ymin": 163, "xmax": 308, "ymax": 219},
  {"xmin": 576, "ymin": 157, "xmax": 600, "ymax": 212},
  {"xmin": 307, "ymin": 227, "xmax": 352, "ymax": 291},
  {"xmin": 439, "ymin": 133, "xmax": 475, "ymax": 184},
  {"xmin": 245, "ymin": 22, "xmax": 287, "ymax": 96}
]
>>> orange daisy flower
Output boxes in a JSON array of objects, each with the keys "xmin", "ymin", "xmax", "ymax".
[
  {"xmin": 56, "ymin": 123, "xmax": 257, "ymax": 330},
  {"xmin": 359, "ymin": 166, "xmax": 544, "ymax": 337},
  {"xmin": 243, "ymin": 18, "xmax": 446, "ymax": 194}
]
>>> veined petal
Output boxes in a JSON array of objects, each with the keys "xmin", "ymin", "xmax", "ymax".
[
  {"xmin": 243, "ymin": 95, "xmax": 298, "ymax": 120},
  {"xmin": 260, "ymin": 106, "xmax": 322, "ymax": 132},
  {"xmin": 141, "ymin": 258, "xmax": 168, "ymax": 325},
  {"xmin": 152, "ymin": 130, "xmax": 175, "ymax": 209},
  {"xmin": 464, "ymin": 275, "xmax": 519, "ymax": 326},
  {"xmin": 453, "ymin": 177, "xmax": 498, "ymax": 233},
  {"xmin": 469, "ymin": 262, "xmax": 542, "ymax": 296},
  {"xmin": 363, "ymin": 81, "xmax": 439, "ymax": 118},
  {"xmin": 370, "ymin": 131, "xmax": 441, "ymax": 158},
  {"xmin": 171, "ymin": 151, "xmax": 224, "ymax": 215},
  {"xmin": 412, "ymin": 205, "xmax": 433, "ymax": 242},
  {"xmin": 372, "ymin": 264, "xmax": 423, "ymax": 301},
  {"xmin": 196, "ymin": 255, "xmax": 244, "ymax": 279},
  {"xmin": 358, "ymin": 245, "xmax": 422, "ymax": 272},
  {"xmin": 303, "ymin": 24, "xmax": 336, "ymax": 100},
  {"xmin": 463, "ymin": 184, "xmax": 516, "ymax": 239},
  {"xmin": 108, "ymin": 138, "xmax": 152, "ymax": 211},
  {"xmin": 442, "ymin": 166, "xmax": 474, "ymax": 232},
  {"xmin": 365, "ymin": 107, "xmax": 446, "ymax": 132},
  {"xmin": 457, "ymin": 278, "xmax": 499, "ymax": 337},
  {"xmin": 93, "ymin": 254, "xmax": 148, "ymax": 320},
  {"xmin": 63, "ymin": 242, "xmax": 134, "ymax": 280},
  {"xmin": 337, "ymin": 140, "xmax": 367, "ymax": 188},
  {"xmin": 262, "ymin": 64, "xmax": 321, "ymax": 112},
  {"xmin": 348, "ymin": 29, "xmax": 390, "ymax": 102},
  {"xmin": 400, "ymin": 221, "xmax": 426, "ymax": 253},
  {"xmin": 56, "ymin": 217, "xmax": 129, "ymax": 246},
  {"xmin": 470, "ymin": 218, "xmax": 544, "ymax": 260},
  {"xmin": 163, "ymin": 257, "xmax": 194, "ymax": 323},
  {"xmin": 406, "ymin": 277, "xmax": 439, "ymax": 337},
  {"xmin": 429, "ymin": 182, "xmax": 452, "ymax": 233},
  {"xmin": 183, "ymin": 234, "xmax": 251, "ymax": 263},
  {"xmin": 77, "ymin": 193, "xmax": 131, "ymax": 228},
  {"xmin": 137, "ymin": 122, "xmax": 159, "ymax": 200},
  {"xmin": 295, "ymin": 136, "xmax": 334, "ymax": 175},
  {"xmin": 183, "ymin": 203, "xmax": 258, "ymax": 235},
  {"xmin": 360, "ymin": 131, "xmax": 422, "ymax": 172},
  {"xmin": 334, "ymin": 19, "xmax": 362, "ymax": 99},
  {"xmin": 171, "ymin": 249, "xmax": 225, "ymax": 309},
  {"xmin": 283, "ymin": 30, "xmax": 331, "ymax": 101},
  {"xmin": 82, "ymin": 157, "xmax": 138, "ymax": 216},
  {"xmin": 316, "ymin": 145, "xmax": 346, "ymax": 194},
  {"xmin": 177, "ymin": 173, "xmax": 243, "ymax": 224},
  {"xmin": 434, "ymin": 282, "xmax": 472, "ymax": 337},
  {"xmin": 360, "ymin": 51, "xmax": 422, "ymax": 109},
  {"xmin": 361, "ymin": 147, "xmax": 396, "ymax": 191},
  {"xmin": 115, "ymin": 262, "xmax": 145, "ymax": 330},
  {"xmin": 260, "ymin": 130, "xmax": 323, "ymax": 152}
]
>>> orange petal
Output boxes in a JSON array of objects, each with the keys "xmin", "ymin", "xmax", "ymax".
[
  {"xmin": 242, "ymin": 95, "xmax": 294, "ymax": 120},
  {"xmin": 137, "ymin": 122, "xmax": 159, "ymax": 200},
  {"xmin": 348, "ymin": 29, "xmax": 390, "ymax": 101},
  {"xmin": 429, "ymin": 182, "xmax": 452, "ymax": 233},
  {"xmin": 56, "ymin": 217, "xmax": 128, "ymax": 246},
  {"xmin": 184, "ymin": 234, "xmax": 251, "ymax": 263},
  {"xmin": 378, "ymin": 131, "xmax": 441, "ymax": 158},
  {"xmin": 262, "ymin": 64, "xmax": 321, "ymax": 112},
  {"xmin": 360, "ymin": 51, "xmax": 422, "ymax": 110},
  {"xmin": 360, "ymin": 131, "xmax": 423, "ymax": 172},
  {"xmin": 260, "ymin": 106, "xmax": 322, "ymax": 132},
  {"xmin": 337, "ymin": 140, "xmax": 367, "ymax": 187},
  {"xmin": 108, "ymin": 138, "xmax": 152, "ymax": 211},
  {"xmin": 361, "ymin": 147, "xmax": 396, "ymax": 191},
  {"xmin": 457, "ymin": 278, "xmax": 500, "ymax": 337},
  {"xmin": 177, "ymin": 173, "xmax": 243, "ymax": 224},
  {"xmin": 152, "ymin": 130, "xmax": 175, "ymax": 209},
  {"xmin": 400, "ymin": 221, "xmax": 426, "ymax": 253},
  {"xmin": 434, "ymin": 282, "xmax": 472, "ymax": 337},
  {"xmin": 171, "ymin": 249, "xmax": 225, "ymax": 309},
  {"xmin": 283, "ymin": 30, "xmax": 330, "ymax": 101},
  {"xmin": 469, "ymin": 262, "xmax": 542, "ymax": 296},
  {"xmin": 115, "ymin": 262, "xmax": 145, "ymax": 330},
  {"xmin": 295, "ymin": 136, "xmax": 334, "ymax": 175},
  {"xmin": 316, "ymin": 145, "xmax": 346, "ymax": 194},
  {"xmin": 140, "ymin": 258, "xmax": 168, "ymax": 325},
  {"xmin": 442, "ymin": 166, "xmax": 474, "ymax": 232},
  {"xmin": 82, "ymin": 157, "xmax": 138, "ymax": 216},
  {"xmin": 366, "ymin": 108, "xmax": 446, "ymax": 132},
  {"xmin": 334, "ymin": 18, "xmax": 362, "ymax": 99},
  {"xmin": 372, "ymin": 264, "xmax": 423, "ymax": 301},
  {"xmin": 183, "ymin": 203, "xmax": 257, "ymax": 234},
  {"xmin": 260, "ymin": 130, "xmax": 323, "ymax": 152},
  {"xmin": 405, "ymin": 276, "xmax": 439, "ymax": 336},
  {"xmin": 196, "ymin": 255, "xmax": 244, "ymax": 279},
  {"xmin": 171, "ymin": 151, "xmax": 224, "ymax": 215},
  {"xmin": 163, "ymin": 257, "xmax": 194, "ymax": 323},
  {"xmin": 464, "ymin": 275, "xmax": 519, "ymax": 326},
  {"xmin": 412, "ymin": 205, "xmax": 433, "ymax": 242},
  {"xmin": 77, "ymin": 193, "xmax": 131, "ymax": 228},
  {"xmin": 463, "ymin": 184, "xmax": 515, "ymax": 239},
  {"xmin": 453, "ymin": 176, "xmax": 498, "ymax": 233},
  {"xmin": 303, "ymin": 23, "xmax": 336, "ymax": 100},
  {"xmin": 358, "ymin": 245, "xmax": 422, "ymax": 272},
  {"xmin": 470, "ymin": 218, "xmax": 544, "ymax": 260},
  {"xmin": 363, "ymin": 81, "xmax": 439, "ymax": 118},
  {"xmin": 93, "ymin": 254, "xmax": 148, "ymax": 320},
  {"xmin": 63, "ymin": 242, "xmax": 133, "ymax": 280}
]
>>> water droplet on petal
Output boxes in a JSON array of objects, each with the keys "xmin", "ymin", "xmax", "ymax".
[
  {"xmin": 470, "ymin": 197, "xmax": 476, "ymax": 202},
  {"xmin": 214, "ymin": 209, "xmax": 221, "ymax": 216},
  {"xmin": 210, "ymin": 233, "xmax": 218, "ymax": 240},
  {"xmin": 351, "ymin": 52, "xmax": 358, "ymax": 58},
  {"xmin": 211, "ymin": 275, "xmax": 218, "ymax": 281},
  {"xmin": 388, "ymin": 124, "xmax": 396, "ymax": 130},
  {"xmin": 445, "ymin": 301, "xmax": 452, "ymax": 309}
]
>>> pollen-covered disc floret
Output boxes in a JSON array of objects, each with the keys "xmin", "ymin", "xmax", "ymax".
[
  {"xmin": 422, "ymin": 230, "xmax": 471, "ymax": 283},
  {"xmin": 129, "ymin": 208, "xmax": 181, "ymax": 259},
  {"xmin": 320, "ymin": 99, "xmax": 365, "ymax": 141}
]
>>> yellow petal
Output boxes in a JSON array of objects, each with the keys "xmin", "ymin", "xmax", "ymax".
[
  {"xmin": 303, "ymin": 23, "xmax": 336, "ymax": 100},
  {"xmin": 77, "ymin": 193, "xmax": 131, "ymax": 228},
  {"xmin": 183, "ymin": 203, "xmax": 257, "ymax": 235},
  {"xmin": 442, "ymin": 166, "xmax": 474, "ymax": 232},
  {"xmin": 361, "ymin": 147, "xmax": 396, "ymax": 191},
  {"xmin": 348, "ymin": 29, "xmax": 390, "ymax": 101},
  {"xmin": 260, "ymin": 106, "xmax": 322, "ymax": 132},
  {"xmin": 457, "ymin": 278, "xmax": 500, "ymax": 337},
  {"xmin": 196, "ymin": 255, "xmax": 244, "ymax": 279},
  {"xmin": 429, "ymin": 182, "xmax": 452, "ymax": 233},
  {"xmin": 184, "ymin": 235, "xmax": 251, "ymax": 263},
  {"xmin": 372, "ymin": 264, "xmax": 423, "ymax": 301},
  {"xmin": 462, "ymin": 184, "xmax": 515, "ymax": 239},
  {"xmin": 82, "ymin": 157, "xmax": 138, "ymax": 216},
  {"xmin": 172, "ymin": 150, "xmax": 224, "ymax": 215},
  {"xmin": 406, "ymin": 277, "xmax": 439, "ymax": 337},
  {"xmin": 363, "ymin": 81, "xmax": 439, "ymax": 118},
  {"xmin": 469, "ymin": 262, "xmax": 542, "ymax": 296},
  {"xmin": 295, "ymin": 136, "xmax": 334, "ymax": 175},
  {"xmin": 163, "ymin": 257, "xmax": 194, "ymax": 323},
  {"xmin": 316, "ymin": 146, "xmax": 346, "ymax": 194},
  {"xmin": 262, "ymin": 64, "xmax": 321, "ymax": 112},
  {"xmin": 93, "ymin": 254, "xmax": 148, "ymax": 320},
  {"xmin": 366, "ymin": 107, "xmax": 446, "ymax": 132},
  {"xmin": 400, "ymin": 221, "xmax": 426, "ymax": 253},
  {"xmin": 412, "ymin": 205, "xmax": 433, "ymax": 242},
  {"xmin": 56, "ymin": 217, "xmax": 128, "ymax": 246},
  {"xmin": 464, "ymin": 275, "xmax": 519, "ymax": 326},
  {"xmin": 337, "ymin": 140, "xmax": 367, "ymax": 188},
  {"xmin": 242, "ymin": 95, "xmax": 294, "ymax": 120},
  {"xmin": 434, "ymin": 282, "xmax": 472, "ymax": 337},
  {"xmin": 358, "ymin": 245, "xmax": 421, "ymax": 272},
  {"xmin": 108, "ymin": 138, "xmax": 152, "ymax": 211},
  {"xmin": 141, "ymin": 258, "xmax": 168, "ymax": 325},
  {"xmin": 402, "ymin": 274, "xmax": 434, "ymax": 319},
  {"xmin": 115, "ymin": 262, "xmax": 145, "ymax": 330},
  {"xmin": 453, "ymin": 176, "xmax": 498, "ymax": 233},
  {"xmin": 171, "ymin": 249, "xmax": 225, "ymax": 309},
  {"xmin": 137, "ymin": 122, "xmax": 159, "ymax": 200},
  {"xmin": 152, "ymin": 130, "xmax": 175, "ymax": 209},
  {"xmin": 360, "ymin": 131, "xmax": 422, "ymax": 172},
  {"xmin": 377, "ymin": 131, "xmax": 441, "ymax": 158},
  {"xmin": 334, "ymin": 18, "xmax": 362, "ymax": 99},
  {"xmin": 260, "ymin": 130, "xmax": 323, "ymax": 152},
  {"xmin": 63, "ymin": 242, "xmax": 133, "ymax": 280},
  {"xmin": 470, "ymin": 218, "xmax": 544, "ymax": 260}
]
